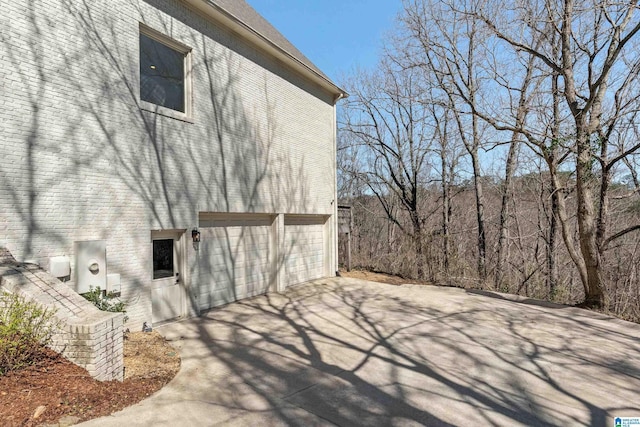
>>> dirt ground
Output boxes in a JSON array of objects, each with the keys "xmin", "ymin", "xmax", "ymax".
[{"xmin": 0, "ymin": 331, "xmax": 180, "ymax": 427}]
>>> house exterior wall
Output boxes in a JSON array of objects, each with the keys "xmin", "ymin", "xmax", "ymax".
[{"xmin": 0, "ymin": 0, "xmax": 338, "ymax": 329}]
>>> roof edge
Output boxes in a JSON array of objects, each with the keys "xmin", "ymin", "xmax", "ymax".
[{"xmin": 182, "ymin": 0, "xmax": 347, "ymax": 102}]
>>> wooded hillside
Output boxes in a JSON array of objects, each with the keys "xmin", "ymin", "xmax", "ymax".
[{"xmin": 338, "ymin": 0, "xmax": 640, "ymax": 322}]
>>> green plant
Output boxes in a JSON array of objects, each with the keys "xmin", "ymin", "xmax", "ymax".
[
  {"xmin": 0, "ymin": 292, "xmax": 59, "ymax": 375},
  {"xmin": 82, "ymin": 287, "xmax": 127, "ymax": 320}
]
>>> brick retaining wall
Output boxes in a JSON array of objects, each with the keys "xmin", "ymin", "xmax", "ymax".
[{"xmin": 0, "ymin": 249, "xmax": 123, "ymax": 381}]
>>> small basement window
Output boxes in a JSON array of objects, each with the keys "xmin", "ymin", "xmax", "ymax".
[{"xmin": 139, "ymin": 26, "xmax": 192, "ymax": 119}]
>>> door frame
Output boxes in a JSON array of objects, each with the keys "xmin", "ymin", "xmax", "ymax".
[{"xmin": 150, "ymin": 229, "xmax": 187, "ymax": 323}]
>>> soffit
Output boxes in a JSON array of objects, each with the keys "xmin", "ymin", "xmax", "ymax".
[{"xmin": 184, "ymin": 0, "xmax": 346, "ymax": 100}]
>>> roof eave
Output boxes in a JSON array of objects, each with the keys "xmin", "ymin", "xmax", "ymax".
[{"xmin": 182, "ymin": 0, "xmax": 348, "ymax": 103}]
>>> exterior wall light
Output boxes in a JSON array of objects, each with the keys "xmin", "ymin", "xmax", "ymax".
[{"xmin": 192, "ymin": 228, "xmax": 201, "ymax": 251}]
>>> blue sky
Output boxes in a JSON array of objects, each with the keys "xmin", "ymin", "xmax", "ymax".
[{"xmin": 247, "ymin": 0, "xmax": 402, "ymax": 85}]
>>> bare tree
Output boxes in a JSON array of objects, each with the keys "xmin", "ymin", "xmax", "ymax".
[
  {"xmin": 340, "ymin": 60, "xmax": 434, "ymax": 279},
  {"xmin": 400, "ymin": 0, "xmax": 491, "ymax": 280},
  {"xmin": 426, "ymin": 99, "xmax": 464, "ymax": 277},
  {"xmin": 469, "ymin": 0, "xmax": 640, "ymax": 306},
  {"xmin": 492, "ymin": 52, "xmax": 540, "ymax": 289},
  {"xmin": 337, "ymin": 0, "xmax": 640, "ymax": 319}
]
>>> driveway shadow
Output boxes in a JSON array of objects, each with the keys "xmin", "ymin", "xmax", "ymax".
[{"xmin": 80, "ymin": 278, "xmax": 640, "ymax": 426}]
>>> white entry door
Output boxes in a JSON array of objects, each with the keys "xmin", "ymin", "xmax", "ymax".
[{"xmin": 151, "ymin": 231, "xmax": 185, "ymax": 324}]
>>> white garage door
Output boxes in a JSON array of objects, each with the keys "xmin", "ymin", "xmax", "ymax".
[
  {"xmin": 196, "ymin": 213, "xmax": 274, "ymax": 312},
  {"xmin": 284, "ymin": 215, "xmax": 327, "ymax": 288}
]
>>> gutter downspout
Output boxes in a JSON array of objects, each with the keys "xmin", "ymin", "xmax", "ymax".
[{"xmin": 333, "ymin": 93, "xmax": 346, "ymax": 275}]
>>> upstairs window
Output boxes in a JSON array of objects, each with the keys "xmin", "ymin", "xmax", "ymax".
[{"xmin": 139, "ymin": 26, "xmax": 192, "ymax": 119}]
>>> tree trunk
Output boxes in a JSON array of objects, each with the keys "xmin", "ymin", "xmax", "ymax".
[
  {"xmin": 440, "ymin": 143, "xmax": 451, "ymax": 276},
  {"xmin": 495, "ymin": 136, "xmax": 519, "ymax": 288},
  {"xmin": 463, "ymin": 17, "xmax": 486, "ymax": 282},
  {"xmin": 575, "ymin": 128, "xmax": 606, "ymax": 306},
  {"xmin": 411, "ymin": 212, "xmax": 425, "ymax": 279},
  {"xmin": 548, "ymin": 184, "xmax": 559, "ymax": 297},
  {"xmin": 495, "ymin": 51, "xmax": 537, "ymax": 289},
  {"xmin": 547, "ymin": 67, "xmax": 562, "ymax": 298},
  {"xmin": 471, "ymin": 151, "xmax": 487, "ymax": 280}
]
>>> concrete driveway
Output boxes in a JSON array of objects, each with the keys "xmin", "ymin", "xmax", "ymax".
[{"xmin": 79, "ymin": 278, "xmax": 640, "ymax": 426}]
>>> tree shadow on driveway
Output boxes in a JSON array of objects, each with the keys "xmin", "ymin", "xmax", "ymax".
[{"xmin": 84, "ymin": 278, "xmax": 640, "ymax": 426}]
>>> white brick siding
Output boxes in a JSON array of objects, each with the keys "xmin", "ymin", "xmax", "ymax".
[{"xmin": 0, "ymin": 0, "xmax": 338, "ymax": 329}]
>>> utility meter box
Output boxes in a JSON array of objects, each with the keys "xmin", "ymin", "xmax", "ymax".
[
  {"xmin": 74, "ymin": 240, "xmax": 106, "ymax": 294},
  {"xmin": 49, "ymin": 256, "xmax": 71, "ymax": 278}
]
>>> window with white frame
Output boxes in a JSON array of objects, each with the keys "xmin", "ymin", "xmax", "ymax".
[{"xmin": 139, "ymin": 26, "xmax": 192, "ymax": 118}]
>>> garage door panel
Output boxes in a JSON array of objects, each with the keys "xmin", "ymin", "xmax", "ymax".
[
  {"xmin": 207, "ymin": 263, "xmax": 270, "ymax": 277},
  {"xmin": 212, "ymin": 268, "xmax": 270, "ymax": 285},
  {"xmin": 198, "ymin": 289, "xmax": 236, "ymax": 310},
  {"xmin": 203, "ymin": 250, "xmax": 271, "ymax": 266},
  {"xmin": 196, "ymin": 213, "xmax": 328, "ymax": 310},
  {"xmin": 202, "ymin": 227, "xmax": 270, "ymax": 241},
  {"xmin": 197, "ymin": 215, "xmax": 273, "ymax": 312},
  {"xmin": 284, "ymin": 218, "xmax": 326, "ymax": 287},
  {"xmin": 198, "ymin": 279, "xmax": 268, "ymax": 310},
  {"xmin": 203, "ymin": 232, "xmax": 270, "ymax": 243},
  {"xmin": 205, "ymin": 245, "xmax": 271, "ymax": 257}
]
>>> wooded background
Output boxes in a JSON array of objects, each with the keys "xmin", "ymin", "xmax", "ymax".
[{"xmin": 337, "ymin": 0, "xmax": 640, "ymax": 322}]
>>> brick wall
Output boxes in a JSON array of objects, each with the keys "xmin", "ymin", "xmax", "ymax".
[
  {"xmin": 0, "ymin": 0, "xmax": 337, "ymax": 329},
  {"xmin": 0, "ymin": 253, "xmax": 124, "ymax": 381}
]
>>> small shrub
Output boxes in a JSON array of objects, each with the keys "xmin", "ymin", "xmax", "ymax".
[
  {"xmin": 0, "ymin": 292, "xmax": 59, "ymax": 375},
  {"xmin": 82, "ymin": 287, "xmax": 127, "ymax": 320}
]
